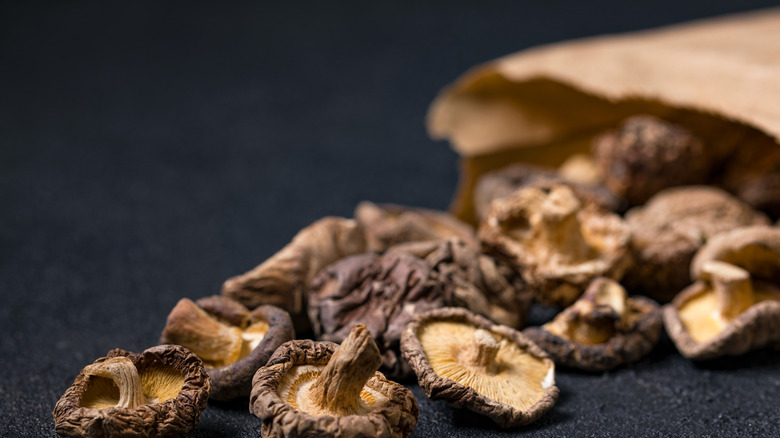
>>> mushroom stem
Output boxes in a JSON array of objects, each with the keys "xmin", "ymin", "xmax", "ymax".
[
  {"xmin": 460, "ymin": 329, "xmax": 500, "ymax": 374},
  {"xmin": 532, "ymin": 186, "xmax": 591, "ymax": 261},
  {"xmin": 309, "ymin": 324, "xmax": 382, "ymax": 416},
  {"xmin": 702, "ymin": 260, "xmax": 754, "ymax": 320},
  {"xmin": 83, "ymin": 357, "xmax": 146, "ymax": 409}
]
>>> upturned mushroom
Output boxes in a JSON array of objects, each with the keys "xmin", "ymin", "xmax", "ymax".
[
  {"xmin": 160, "ymin": 295, "xmax": 294, "ymax": 400},
  {"xmin": 221, "ymin": 216, "xmax": 367, "ymax": 332},
  {"xmin": 386, "ymin": 238, "xmax": 532, "ymax": 328},
  {"xmin": 53, "ymin": 344, "xmax": 210, "ymax": 438},
  {"xmin": 623, "ymin": 186, "xmax": 769, "ymax": 302},
  {"xmin": 479, "ymin": 184, "xmax": 631, "ymax": 306},
  {"xmin": 664, "ymin": 226, "xmax": 780, "ymax": 360},
  {"xmin": 524, "ymin": 277, "xmax": 662, "ymax": 371},
  {"xmin": 250, "ymin": 324, "xmax": 418, "ymax": 438},
  {"xmin": 401, "ymin": 307, "xmax": 558, "ymax": 428},
  {"xmin": 355, "ymin": 201, "xmax": 479, "ymax": 252}
]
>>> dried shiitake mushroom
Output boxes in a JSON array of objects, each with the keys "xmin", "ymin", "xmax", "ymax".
[
  {"xmin": 479, "ymin": 184, "xmax": 631, "ymax": 306},
  {"xmin": 720, "ymin": 135, "xmax": 780, "ymax": 217},
  {"xmin": 308, "ymin": 252, "xmax": 449, "ymax": 379},
  {"xmin": 473, "ymin": 162, "xmax": 620, "ymax": 222},
  {"xmin": 355, "ymin": 201, "xmax": 479, "ymax": 253},
  {"xmin": 53, "ymin": 344, "xmax": 210, "ymax": 438},
  {"xmin": 386, "ymin": 238, "xmax": 532, "ymax": 328},
  {"xmin": 664, "ymin": 226, "xmax": 780, "ymax": 360},
  {"xmin": 160, "ymin": 295, "xmax": 294, "ymax": 400},
  {"xmin": 222, "ymin": 216, "xmax": 366, "ymax": 332},
  {"xmin": 401, "ymin": 307, "xmax": 558, "ymax": 428},
  {"xmin": 623, "ymin": 186, "xmax": 769, "ymax": 302},
  {"xmin": 524, "ymin": 277, "xmax": 662, "ymax": 371},
  {"xmin": 250, "ymin": 324, "xmax": 418, "ymax": 438},
  {"xmin": 592, "ymin": 115, "xmax": 713, "ymax": 206}
]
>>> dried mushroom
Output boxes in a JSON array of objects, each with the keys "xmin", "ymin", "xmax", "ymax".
[
  {"xmin": 401, "ymin": 307, "xmax": 558, "ymax": 428},
  {"xmin": 386, "ymin": 238, "xmax": 532, "ymax": 328},
  {"xmin": 308, "ymin": 252, "xmax": 449, "ymax": 379},
  {"xmin": 664, "ymin": 226, "xmax": 780, "ymax": 360},
  {"xmin": 592, "ymin": 115, "xmax": 713, "ymax": 206},
  {"xmin": 473, "ymin": 162, "xmax": 620, "ymax": 222},
  {"xmin": 222, "ymin": 217, "xmax": 366, "ymax": 332},
  {"xmin": 355, "ymin": 201, "xmax": 479, "ymax": 253},
  {"xmin": 623, "ymin": 186, "xmax": 769, "ymax": 302},
  {"xmin": 53, "ymin": 344, "xmax": 210, "ymax": 438},
  {"xmin": 479, "ymin": 184, "xmax": 631, "ymax": 306},
  {"xmin": 720, "ymin": 135, "xmax": 780, "ymax": 217},
  {"xmin": 250, "ymin": 324, "xmax": 418, "ymax": 438},
  {"xmin": 160, "ymin": 295, "xmax": 294, "ymax": 400},
  {"xmin": 524, "ymin": 277, "xmax": 662, "ymax": 371}
]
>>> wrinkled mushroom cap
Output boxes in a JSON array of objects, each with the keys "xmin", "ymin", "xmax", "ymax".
[
  {"xmin": 53, "ymin": 345, "xmax": 210, "ymax": 438},
  {"xmin": 355, "ymin": 201, "xmax": 479, "ymax": 252},
  {"xmin": 524, "ymin": 278, "xmax": 662, "ymax": 371},
  {"xmin": 624, "ymin": 186, "xmax": 769, "ymax": 302},
  {"xmin": 479, "ymin": 184, "xmax": 632, "ymax": 306},
  {"xmin": 160, "ymin": 296, "xmax": 295, "ymax": 400},
  {"xmin": 401, "ymin": 307, "xmax": 558, "ymax": 428},
  {"xmin": 250, "ymin": 325, "xmax": 418, "ymax": 438}
]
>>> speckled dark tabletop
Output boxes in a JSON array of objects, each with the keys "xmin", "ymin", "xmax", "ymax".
[{"xmin": 1, "ymin": 1, "xmax": 779, "ymax": 437}]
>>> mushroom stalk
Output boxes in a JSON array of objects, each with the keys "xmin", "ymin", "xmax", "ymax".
[
  {"xmin": 309, "ymin": 324, "xmax": 382, "ymax": 416},
  {"xmin": 702, "ymin": 261, "xmax": 754, "ymax": 320},
  {"xmin": 531, "ymin": 186, "xmax": 591, "ymax": 262},
  {"xmin": 460, "ymin": 329, "xmax": 500, "ymax": 374},
  {"xmin": 83, "ymin": 357, "xmax": 146, "ymax": 409}
]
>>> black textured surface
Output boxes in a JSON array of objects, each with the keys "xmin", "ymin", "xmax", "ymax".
[{"xmin": 2, "ymin": 1, "xmax": 779, "ymax": 437}]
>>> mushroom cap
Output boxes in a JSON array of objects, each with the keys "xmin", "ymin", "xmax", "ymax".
[
  {"xmin": 250, "ymin": 339, "xmax": 418, "ymax": 438},
  {"xmin": 479, "ymin": 184, "xmax": 632, "ymax": 306},
  {"xmin": 160, "ymin": 296, "xmax": 295, "ymax": 401},
  {"xmin": 624, "ymin": 187, "xmax": 769, "ymax": 302},
  {"xmin": 386, "ymin": 238, "xmax": 532, "ymax": 328},
  {"xmin": 401, "ymin": 307, "xmax": 558, "ymax": 428},
  {"xmin": 308, "ymin": 252, "xmax": 450, "ymax": 379},
  {"xmin": 524, "ymin": 278, "xmax": 663, "ymax": 371},
  {"xmin": 354, "ymin": 201, "xmax": 479, "ymax": 253},
  {"xmin": 53, "ymin": 344, "xmax": 210, "ymax": 438}
]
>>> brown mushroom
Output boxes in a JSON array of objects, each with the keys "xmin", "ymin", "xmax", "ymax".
[
  {"xmin": 523, "ymin": 277, "xmax": 662, "ymax": 371},
  {"xmin": 53, "ymin": 344, "xmax": 210, "ymax": 438},
  {"xmin": 664, "ymin": 226, "xmax": 780, "ymax": 360},
  {"xmin": 719, "ymin": 134, "xmax": 780, "ymax": 217},
  {"xmin": 160, "ymin": 295, "xmax": 295, "ymax": 400},
  {"xmin": 354, "ymin": 201, "xmax": 479, "ymax": 252},
  {"xmin": 401, "ymin": 307, "xmax": 558, "ymax": 428},
  {"xmin": 250, "ymin": 324, "xmax": 418, "ymax": 438},
  {"xmin": 386, "ymin": 238, "xmax": 532, "ymax": 328},
  {"xmin": 592, "ymin": 115, "xmax": 713, "ymax": 207},
  {"xmin": 623, "ymin": 186, "xmax": 769, "ymax": 302},
  {"xmin": 308, "ymin": 252, "xmax": 450, "ymax": 379},
  {"xmin": 221, "ymin": 217, "xmax": 367, "ymax": 332},
  {"xmin": 473, "ymin": 162, "xmax": 621, "ymax": 222},
  {"xmin": 479, "ymin": 184, "xmax": 631, "ymax": 306}
]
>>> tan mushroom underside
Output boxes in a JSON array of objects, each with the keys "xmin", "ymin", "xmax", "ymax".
[
  {"xmin": 80, "ymin": 363, "xmax": 185, "ymax": 409},
  {"xmin": 419, "ymin": 321, "xmax": 553, "ymax": 412}
]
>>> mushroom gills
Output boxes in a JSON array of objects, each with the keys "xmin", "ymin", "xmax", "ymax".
[{"xmin": 79, "ymin": 358, "xmax": 184, "ymax": 409}]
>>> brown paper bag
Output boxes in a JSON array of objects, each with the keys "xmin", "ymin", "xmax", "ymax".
[{"xmin": 427, "ymin": 8, "xmax": 780, "ymax": 224}]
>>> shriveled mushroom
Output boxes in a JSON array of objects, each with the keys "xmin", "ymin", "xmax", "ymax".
[
  {"xmin": 308, "ymin": 252, "xmax": 449, "ymax": 379},
  {"xmin": 473, "ymin": 162, "xmax": 621, "ymax": 222},
  {"xmin": 355, "ymin": 201, "xmax": 479, "ymax": 252},
  {"xmin": 222, "ymin": 217, "xmax": 366, "ymax": 332},
  {"xmin": 160, "ymin": 295, "xmax": 294, "ymax": 400},
  {"xmin": 592, "ymin": 115, "xmax": 713, "ymax": 206},
  {"xmin": 401, "ymin": 307, "xmax": 558, "ymax": 428},
  {"xmin": 250, "ymin": 324, "xmax": 418, "ymax": 438},
  {"xmin": 664, "ymin": 226, "xmax": 780, "ymax": 360},
  {"xmin": 479, "ymin": 184, "xmax": 631, "ymax": 306},
  {"xmin": 386, "ymin": 238, "xmax": 532, "ymax": 328},
  {"xmin": 719, "ymin": 134, "xmax": 780, "ymax": 217},
  {"xmin": 524, "ymin": 277, "xmax": 662, "ymax": 371},
  {"xmin": 623, "ymin": 186, "xmax": 769, "ymax": 302},
  {"xmin": 53, "ymin": 344, "xmax": 210, "ymax": 438}
]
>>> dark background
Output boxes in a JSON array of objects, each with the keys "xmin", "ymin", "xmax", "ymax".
[{"xmin": 2, "ymin": 1, "xmax": 779, "ymax": 437}]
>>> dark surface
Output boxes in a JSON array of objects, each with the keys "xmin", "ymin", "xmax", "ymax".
[{"xmin": 1, "ymin": 1, "xmax": 779, "ymax": 437}]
